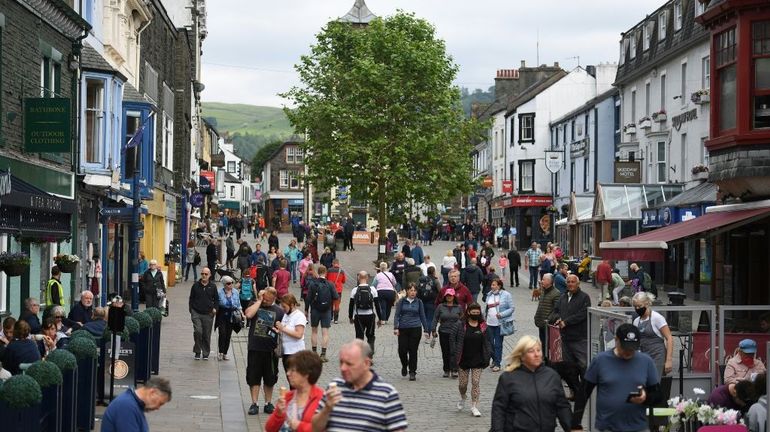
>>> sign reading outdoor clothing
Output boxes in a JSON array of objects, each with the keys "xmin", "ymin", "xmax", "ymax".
[{"xmin": 24, "ymin": 98, "xmax": 71, "ymax": 153}]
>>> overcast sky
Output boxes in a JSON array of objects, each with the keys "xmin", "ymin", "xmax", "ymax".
[{"xmin": 201, "ymin": 0, "xmax": 665, "ymax": 107}]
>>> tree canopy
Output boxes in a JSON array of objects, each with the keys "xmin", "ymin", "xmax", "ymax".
[{"xmin": 283, "ymin": 11, "xmax": 484, "ymax": 245}]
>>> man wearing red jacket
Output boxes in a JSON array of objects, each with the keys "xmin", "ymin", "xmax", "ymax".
[
  {"xmin": 595, "ymin": 260, "xmax": 613, "ymax": 301},
  {"xmin": 435, "ymin": 269, "xmax": 473, "ymax": 309},
  {"xmin": 326, "ymin": 259, "xmax": 347, "ymax": 324}
]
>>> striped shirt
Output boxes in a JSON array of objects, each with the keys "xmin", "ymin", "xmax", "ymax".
[{"xmin": 317, "ymin": 373, "xmax": 408, "ymax": 431}]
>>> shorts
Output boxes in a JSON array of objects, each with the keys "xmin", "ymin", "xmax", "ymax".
[
  {"xmin": 246, "ymin": 350, "xmax": 278, "ymax": 387},
  {"xmin": 310, "ymin": 308, "xmax": 332, "ymax": 328}
]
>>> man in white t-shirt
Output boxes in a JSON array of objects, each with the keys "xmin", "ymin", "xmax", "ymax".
[
  {"xmin": 419, "ymin": 255, "xmax": 437, "ymax": 277},
  {"xmin": 349, "ymin": 271, "xmax": 383, "ymax": 356}
]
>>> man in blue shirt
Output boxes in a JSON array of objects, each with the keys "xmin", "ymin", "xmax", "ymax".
[
  {"xmin": 102, "ymin": 377, "xmax": 172, "ymax": 432},
  {"xmin": 582, "ymin": 323, "xmax": 661, "ymax": 432},
  {"xmin": 554, "ymin": 263, "xmax": 568, "ymax": 294}
]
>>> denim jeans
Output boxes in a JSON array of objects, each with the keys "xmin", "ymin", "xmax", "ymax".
[
  {"xmin": 487, "ymin": 324, "xmax": 503, "ymax": 367},
  {"xmin": 289, "ymin": 260, "xmax": 298, "ymax": 282},
  {"xmin": 529, "ymin": 266, "xmax": 539, "ymax": 288}
]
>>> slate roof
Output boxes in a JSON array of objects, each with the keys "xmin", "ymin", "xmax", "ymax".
[
  {"xmin": 81, "ymin": 43, "xmax": 126, "ymax": 81},
  {"xmin": 505, "ymin": 70, "xmax": 568, "ymax": 116},
  {"xmin": 123, "ymin": 82, "xmax": 146, "ymax": 104},
  {"xmin": 615, "ymin": 0, "xmax": 709, "ymax": 85},
  {"xmin": 550, "ymin": 88, "xmax": 619, "ymax": 126},
  {"xmin": 339, "ymin": 0, "xmax": 377, "ymax": 25}
]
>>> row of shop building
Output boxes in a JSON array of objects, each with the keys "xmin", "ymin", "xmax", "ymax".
[
  {"xmin": 0, "ymin": 0, "xmax": 217, "ymax": 317},
  {"xmin": 473, "ymin": 0, "xmax": 770, "ymax": 305}
]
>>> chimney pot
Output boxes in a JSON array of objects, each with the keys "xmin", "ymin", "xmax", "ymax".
[
  {"xmin": 554, "ymin": 61, "xmax": 560, "ymax": 68},
  {"xmin": 521, "ymin": 60, "xmax": 526, "ymax": 68}
]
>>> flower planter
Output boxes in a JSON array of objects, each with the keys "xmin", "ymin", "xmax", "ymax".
[
  {"xmin": 56, "ymin": 261, "xmax": 78, "ymax": 273},
  {"xmin": 639, "ymin": 119, "xmax": 652, "ymax": 129},
  {"xmin": 0, "ymin": 400, "xmax": 42, "ymax": 432},
  {"xmin": 625, "ymin": 126, "xmax": 637, "ymax": 135},
  {"xmin": 76, "ymin": 357, "xmax": 97, "ymax": 431},
  {"xmin": 40, "ymin": 384, "xmax": 62, "ymax": 432},
  {"xmin": 654, "ymin": 113, "xmax": 667, "ymax": 122},
  {"xmin": 131, "ymin": 327, "xmax": 152, "ymax": 384},
  {"xmin": 692, "ymin": 171, "xmax": 709, "ymax": 181},
  {"xmin": 151, "ymin": 320, "xmax": 162, "ymax": 375},
  {"xmin": 60, "ymin": 368, "xmax": 78, "ymax": 432},
  {"xmin": 2, "ymin": 263, "xmax": 29, "ymax": 277}
]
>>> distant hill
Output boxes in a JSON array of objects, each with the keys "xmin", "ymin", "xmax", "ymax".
[
  {"xmin": 460, "ymin": 86, "xmax": 495, "ymax": 116},
  {"xmin": 202, "ymin": 102, "xmax": 294, "ymax": 160}
]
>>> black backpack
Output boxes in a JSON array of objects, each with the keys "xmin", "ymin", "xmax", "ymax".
[
  {"xmin": 312, "ymin": 280, "xmax": 333, "ymax": 312},
  {"xmin": 354, "ymin": 286, "xmax": 375, "ymax": 311},
  {"xmin": 255, "ymin": 265, "xmax": 270, "ymax": 290},
  {"xmin": 417, "ymin": 276, "xmax": 436, "ymax": 302}
]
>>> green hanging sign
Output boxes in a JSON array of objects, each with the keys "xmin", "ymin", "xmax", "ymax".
[{"xmin": 24, "ymin": 98, "xmax": 71, "ymax": 153}]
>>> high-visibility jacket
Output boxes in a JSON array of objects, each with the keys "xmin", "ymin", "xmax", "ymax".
[{"xmin": 45, "ymin": 277, "xmax": 64, "ymax": 307}]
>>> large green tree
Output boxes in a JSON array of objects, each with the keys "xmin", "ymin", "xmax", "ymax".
[{"xmin": 283, "ymin": 12, "xmax": 483, "ymax": 256}]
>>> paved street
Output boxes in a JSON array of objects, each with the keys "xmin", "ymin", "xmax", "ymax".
[{"xmin": 131, "ymin": 233, "xmax": 610, "ymax": 432}]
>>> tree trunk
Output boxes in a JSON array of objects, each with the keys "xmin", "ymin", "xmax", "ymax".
[{"xmin": 377, "ymin": 179, "xmax": 388, "ymax": 263}]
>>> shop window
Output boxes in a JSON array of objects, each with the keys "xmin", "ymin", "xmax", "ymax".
[
  {"xmin": 581, "ymin": 224, "xmax": 593, "ymax": 255},
  {"xmin": 716, "ymin": 27, "xmax": 737, "ymax": 131},
  {"xmin": 752, "ymin": 21, "xmax": 770, "ymax": 129}
]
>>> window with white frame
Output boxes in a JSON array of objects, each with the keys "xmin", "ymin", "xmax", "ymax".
[
  {"xmin": 161, "ymin": 112, "xmax": 173, "ymax": 170},
  {"xmin": 295, "ymin": 147, "xmax": 303, "ymax": 163},
  {"xmin": 40, "ymin": 50, "xmax": 62, "ymax": 98},
  {"xmin": 630, "ymin": 34, "xmax": 637, "ymax": 59},
  {"xmin": 519, "ymin": 114, "xmax": 534, "ymax": 143},
  {"xmin": 681, "ymin": 62, "xmax": 688, "ymax": 106},
  {"xmin": 657, "ymin": 141, "xmax": 667, "ymax": 183},
  {"xmin": 494, "ymin": 131, "xmax": 499, "ymax": 158},
  {"xmin": 702, "ymin": 56, "xmax": 710, "ymax": 90},
  {"xmin": 519, "ymin": 160, "xmax": 534, "ymax": 193},
  {"xmin": 661, "ymin": 74, "xmax": 667, "ymax": 110},
  {"xmin": 85, "ymin": 79, "xmax": 105, "ymax": 163},
  {"xmin": 659, "ymin": 11, "xmax": 668, "ymax": 40},
  {"xmin": 144, "ymin": 62, "xmax": 158, "ymax": 103},
  {"xmin": 286, "ymin": 146, "xmax": 295, "ymax": 163},
  {"xmin": 583, "ymin": 158, "xmax": 589, "ymax": 192},
  {"xmin": 631, "ymin": 90, "xmax": 637, "ymax": 122},
  {"xmin": 645, "ymin": 82, "xmax": 651, "ymax": 116},
  {"xmin": 227, "ymin": 161, "xmax": 236, "ymax": 173},
  {"xmin": 674, "ymin": 1, "xmax": 683, "ymax": 31},
  {"xmin": 620, "ymin": 39, "xmax": 626, "ymax": 65},
  {"xmin": 230, "ymin": 185, "xmax": 235, "ymax": 198},
  {"xmin": 280, "ymin": 170, "xmax": 289, "ymax": 188},
  {"xmin": 695, "ymin": 0, "xmax": 706, "ymax": 16},
  {"xmin": 289, "ymin": 170, "xmax": 301, "ymax": 189},
  {"xmin": 643, "ymin": 23, "xmax": 651, "ymax": 51}
]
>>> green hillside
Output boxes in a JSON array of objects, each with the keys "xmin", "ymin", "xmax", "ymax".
[{"xmin": 202, "ymin": 102, "xmax": 295, "ymax": 160}]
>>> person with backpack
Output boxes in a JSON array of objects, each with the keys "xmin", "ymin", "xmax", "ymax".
[
  {"xmin": 308, "ymin": 265, "xmax": 338, "ymax": 363},
  {"xmin": 185, "ymin": 240, "xmax": 200, "ymax": 282},
  {"xmin": 236, "ymin": 239, "xmax": 252, "ymax": 277},
  {"xmin": 326, "ymin": 259, "xmax": 347, "ymax": 324},
  {"xmin": 349, "ymin": 271, "xmax": 382, "ymax": 356},
  {"xmin": 417, "ymin": 266, "xmax": 441, "ymax": 345},
  {"xmin": 239, "ymin": 272, "xmax": 254, "ymax": 311},
  {"xmin": 461, "ymin": 258, "xmax": 484, "ymax": 303}
]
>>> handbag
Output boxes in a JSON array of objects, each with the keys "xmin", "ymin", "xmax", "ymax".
[
  {"xmin": 273, "ymin": 333, "xmax": 283, "ymax": 357},
  {"xmin": 231, "ymin": 311, "xmax": 243, "ymax": 333},
  {"xmin": 500, "ymin": 319, "xmax": 516, "ymax": 336}
]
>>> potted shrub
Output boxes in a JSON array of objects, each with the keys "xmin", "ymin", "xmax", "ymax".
[
  {"xmin": 0, "ymin": 374, "xmax": 43, "ymax": 432},
  {"xmin": 53, "ymin": 254, "xmax": 80, "ymax": 273},
  {"xmin": 652, "ymin": 109, "xmax": 667, "ymax": 122},
  {"xmin": 132, "ymin": 312, "xmax": 154, "ymax": 384},
  {"xmin": 638, "ymin": 116, "xmax": 652, "ymax": 129},
  {"xmin": 0, "ymin": 252, "xmax": 31, "ymax": 277},
  {"xmin": 66, "ymin": 337, "xmax": 98, "ymax": 431},
  {"xmin": 69, "ymin": 329, "xmax": 96, "ymax": 343},
  {"xmin": 691, "ymin": 164, "xmax": 709, "ymax": 181},
  {"xmin": 145, "ymin": 307, "xmax": 164, "ymax": 375},
  {"xmin": 691, "ymin": 89, "xmax": 710, "ymax": 104},
  {"xmin": 45, "ymin": 350, "xmax": 78, "ymax": 432},
  {"xmin": 27, "ymin": 360, "xmax": 64, "ymax": 432}
]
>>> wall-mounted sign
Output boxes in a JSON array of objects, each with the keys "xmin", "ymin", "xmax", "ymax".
[
  {"xmin": 165, "ymin": 194, "xmax": 177, "ymax": 221},
  {"xmin": 200, "ymin": 171, "xmax": 215, "ymax": 194},
  {"xmin": 502, "ymin": 180, "xmax": 513, "ymax": 194},
  {"xmin": 210, "ymin": 152, "xmax": 226, "ymax": 168},
  {"xmin": 570, "ymin": 140, "xmax": 589, "ymax": 158},
  {"xmin": 672, "ymin": 108, "xmax": 698, "ymax": 131},
  {"xmin": 614, "ymin": 161, "xmax": 641, "ymax": 183},
  {"xmin": 544, "ymin": 151, "xmax": 564, "ymax": 174},
  {"xmin": 190, "ymin": 192, "xmax": 204, "ymax": 208},
  {"xmin": 24, "ymin": 98, "xmax": 71, "ymax": 153},
  {"xmin": 502, "ymin": 195, "xmax": 553, "ymax": 208}
]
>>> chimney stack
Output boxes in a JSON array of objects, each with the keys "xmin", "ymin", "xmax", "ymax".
[
  {"xmin": 496, "ymin": 69, "xmax": 520, "ymax": 79},
  {"xmin": 554, "ymin": 61, "xmax": 560, "ymax": 68},
  {"xmin": 520, "ymin": 60, "xmax": 526, "ymax": 68}
]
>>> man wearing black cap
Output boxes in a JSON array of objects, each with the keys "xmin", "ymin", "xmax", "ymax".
[{"xmin": 582, "ymin": 323, "xmax": 661, "ymax": 432}]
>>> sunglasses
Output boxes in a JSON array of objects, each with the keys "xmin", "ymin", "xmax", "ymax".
[
  {"xmin": 225, "ymin": 282, "xmax": 233, "ymax": 285},
  {"xmin": 201, "ymin": 273, "xmax": 210, "ymax": 275}
]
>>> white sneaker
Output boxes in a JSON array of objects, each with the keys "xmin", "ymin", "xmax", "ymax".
[
  {"xmin": 423, "ymin": 337, "xmax": 431, "ymax": 344},
  {"xmin": 456, "ymin": 399, "xmax": 465, "ymax": 411},
  {"xmin": 471, "ymin": 406, "xmax": 481, "ymax": 417}
]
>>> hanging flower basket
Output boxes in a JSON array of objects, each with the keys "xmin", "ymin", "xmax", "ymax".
[
  {"xmin": 0, "ymin": 252, "xmax": 31, "ymax": 277},
  {"xmin": 54, "ymin": 254, "xmax": 80, "ymax": 273}
]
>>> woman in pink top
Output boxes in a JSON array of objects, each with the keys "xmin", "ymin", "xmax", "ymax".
[{"xmin": 374, "ymin": 261, "xmax": 398, "ymax": 323}]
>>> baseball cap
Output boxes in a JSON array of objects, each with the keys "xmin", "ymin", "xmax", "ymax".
[
  {"xmin": 739, "ymin": 339, "xmax": 757, "ymax": 354},
  {"xmin": 616, "ymin": 323, "xmax": 641, "ymax": 351},
  {"xmin": 444, "ymin": 288, "xmax": 456, "ymax": 297}
]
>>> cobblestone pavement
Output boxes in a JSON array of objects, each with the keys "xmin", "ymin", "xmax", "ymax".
[{"xmin": 228, "ymin": 233, "xmax": 609, "ymax": 432}]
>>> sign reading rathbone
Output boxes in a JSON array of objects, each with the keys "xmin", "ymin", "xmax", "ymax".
[{"xmin": 24, "ymin": 98, "xmax": 71, "ymax": 153}]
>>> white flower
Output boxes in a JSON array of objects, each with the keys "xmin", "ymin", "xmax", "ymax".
[{"xmin": 693, "ymin": 387, "xmax": 705, "ymax": 395}]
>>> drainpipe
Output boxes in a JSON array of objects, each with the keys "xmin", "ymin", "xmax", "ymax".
[
  {"xmin": 70, "ymin": 26, "xmax": 89, "ymax": 303},
  {"xmin": 593, "ymin": 107, "xmax": 599, "ymax": 190}
]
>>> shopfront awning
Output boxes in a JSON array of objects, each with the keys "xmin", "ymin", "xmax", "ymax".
[
  {"xmin": 600, "ymin": 206, "xmax": 770, "ymax": 261},
  {"xmin": 0, "ymin": 170, "xmax": 76, "ymax": 239}
]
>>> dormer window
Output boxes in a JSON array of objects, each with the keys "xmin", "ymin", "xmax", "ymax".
[
  {"xmin": 620, "ymin": 39, "xmax": 626, "ymax": 64},
  {"xmin": 695, "ymin": 0, "xmax": 707, "ymax": 17},
  {"xmin": 643, "ymin": 23, "xmax": 651, "ymax": 51},
  {"xmin": 659, "ymin": 11, "xmax": 668, "ymax": 40},
  {"xmin": 674, "ymin": 1, "xmax": 683, "ymax": 31},
  {"xmin": 630, "ymin": 33, "xmax": 637, "ymax": 59}
]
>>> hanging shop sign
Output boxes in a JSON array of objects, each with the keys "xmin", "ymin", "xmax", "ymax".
[
  {"xmin": 190, "ymin": 193, "xmax": 204, "ymax": 208},
  {"xmin": 544, "ymin": 151, "xmax": 564, "ymax": 174},
  {"xmin": 210, "ymin": 152, "xmax": 226, "ymax": 168},
  {"xmin": 24, "ymin": 98, "xmax": 71, "ymax": 153},
  {"xmin": 200, "ymin": 171, "xmax": 215, "ymax": 194},
  {"xmin": 502, "ymin": 180, "xmax": 513, "ymax": 194}
]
